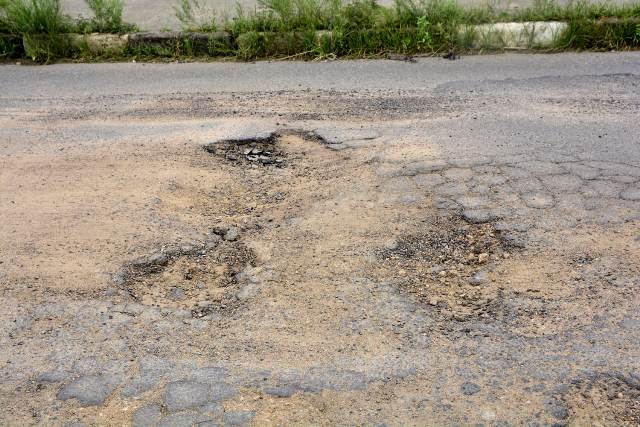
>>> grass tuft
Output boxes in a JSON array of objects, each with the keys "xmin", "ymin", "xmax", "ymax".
[
  {"xmin": 76, "ymin": 0, "xmax": 136, "ymax": 33},
  {"xmin": 174, "ymin": 0, "xmax": 217, "ymax": 31}
]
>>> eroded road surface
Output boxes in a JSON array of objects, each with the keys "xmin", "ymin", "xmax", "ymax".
[{"xmin": 1, "ymin": 54, "xmax": 640, "ymax": 426}]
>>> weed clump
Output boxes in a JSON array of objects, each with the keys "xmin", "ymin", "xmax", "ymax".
[
  {"xmin": 0, "ymin": 0, "xmax": 135, "ymax": 61},
  {"xmin": 76, "ymin": 0, "xmax": 136, "ymax": 33}
]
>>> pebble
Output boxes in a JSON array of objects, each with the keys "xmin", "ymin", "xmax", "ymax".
[
  {"xmin": 168, "ymin": 287, "xmax": 186, "ymax": 301},
  {"xmin": 460, "ymin": 381, "xmax": 481, "ymax": 395},
  {"xmin": 428, "ymin": 265, "xmax": 444, "ymax": 275},
  {"xmin": 462, "ymin": 209, "xmax": 497, "ymax": 224},
  {"xmin": 477, "ymin": 253, "xmax": 489, "ymax": 264},
  {"xmin": 224, "ymin": 227, "xmax": 240, "ymax": 241},
  {"xmin": 148, "ymin": 253, "xmax": 168, "ymax": 266},
  {"xmin": 501, "ymin": 233, "xmax": 526, "ymax": 248},
  {"xmin": 468, "ymin": 271, "xmax": 488, "ymax": 286}
]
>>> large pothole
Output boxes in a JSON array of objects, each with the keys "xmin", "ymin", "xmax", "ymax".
[
  {"xmin": 376, "ymin": 215, "xmax": 526, "ymax": 326},
  {"xmin": 203, "ymin": 133, "xmax": 287, "ymax": 167}
]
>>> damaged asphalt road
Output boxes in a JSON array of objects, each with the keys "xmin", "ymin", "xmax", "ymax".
[{"xmin": 1, "ymin": 53, "xmax": 639, "ymax": 426}]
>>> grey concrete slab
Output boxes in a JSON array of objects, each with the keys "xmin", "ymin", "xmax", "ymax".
[{"xmin": 61, "ymin": 0, "xmax": 637, "ymax": 30}]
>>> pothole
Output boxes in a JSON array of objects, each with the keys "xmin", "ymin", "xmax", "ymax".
[
  {"xmin": 115, "ymin": 229, "xmax": 256, "ymax": 318},
  {"xmin": 376, "ymin": 215, "xmax": 522, "ymax": 324},
  {"xmin": 203, "ymin": 133, "xmax": 287, "ymax": 167},
  {"xmin": 562, "ymin": 372, "xmax": 640, "ymax": 426}
]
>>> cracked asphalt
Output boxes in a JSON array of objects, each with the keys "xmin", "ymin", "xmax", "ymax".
[{"xmin": 1, "ymin": 53, "xmax": 639, "ymax": 426}]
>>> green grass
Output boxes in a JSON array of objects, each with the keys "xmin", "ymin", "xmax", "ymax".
[
  {"xmin": 76, "ymin": 0, "xmax": 137, "ymax": 33},
  {"xmin": 0, "ymin": 0, "xmax": 73, "ymax": 61},
  {"xmin": 1, "ymin": 0, "xmax": 639, "ymax": 62},
  {"xmin": 512, "ymin": 0, "xmax": 640, "ymax": 21},
  {"xmin": 206, "ymin": 0, "xmax": 639, "ymax": 59},
  {"xmin": 174, "ymin": 0, "xmax": 218, "ymax": 31},
  {"xmin": 0, "ymin": 0, "xmax": 135, "ymax": 61}
]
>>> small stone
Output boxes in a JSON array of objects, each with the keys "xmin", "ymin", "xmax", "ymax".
[
  {"xmin": 428, "ymin": 298, "xmax": 439, "ymax": 306},
  {"xmin": 462, "ymin": 209, "xmax": 497, "ymax": 224},
  {"xmin": 167, "ymin": 287, "xmax": 186, "ymax": 301},
  {"xmin": 236, "ymin": 283, "xmax": 258, "ymax": 301},
  {"xmin": 180, "ymin": 244, "xmax": 195, "ymax": 253},
  {"xmin": 428, "ymin": 265, "xmax": 444, "ymax": 275},
  {"xmin": 460, "ymin": 381, "xmax": 481, "ymax": 395},
  {"xmin": 468, "ymin": 271, "xmax": 488, "ymax": 286},
  {"xmin": 477, "ymin": 253, "xmax": 489, "ymax": 264},
  {"xmin": 205, "ymin": 234, "xmax": 221, "ymax": 249},
  {"xmin": 480, "ymin": 409, "xmax": 497, "ymax": 421},
  {"xmin": 148, "ymin": 253, "xmax": 168, "ymax": 266},
  {"xmin": 112, "ymin": 272, "xmax": 127, "ymax": 286},
  {"xmin": 224, "ymin": 227, "xmax": 239, "ymax": 241},
  {"xmin": 501, "ymin": 232, "xmax": 526, "ymax": 248}
]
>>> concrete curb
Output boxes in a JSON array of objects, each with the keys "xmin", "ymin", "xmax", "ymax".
[
  {"xmin": 468, "ymin": 21, "xmax": 567, "ymax": 49},
  {"xmin": 11, "ymin": 20, "xmax": 586, "ymax": 57},
  {"xmin": 65, "ymin": 31, "xmax": 233, "ymax": 54}
]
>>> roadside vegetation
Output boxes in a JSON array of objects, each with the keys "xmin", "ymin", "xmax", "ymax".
[
  {"xmin": 0, "ymin": 0, "xmax": 135, "ymax": 61},
  {"xmin": 1, "ymin": 0, "xmax": 639, "ymax": 63}
]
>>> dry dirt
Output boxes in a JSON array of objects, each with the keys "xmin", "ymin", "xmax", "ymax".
[{"xmin": 1, "ymin": 76, "xmax": 639, "ymax": 426}]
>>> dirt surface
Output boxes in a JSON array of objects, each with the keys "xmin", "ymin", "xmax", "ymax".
[{"xmin": 1, "ymin": 59, "xmax": 640, "ymax": 426}]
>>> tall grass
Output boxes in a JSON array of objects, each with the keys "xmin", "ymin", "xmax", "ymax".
[
  {"xmin": 0, "ymin": 0, "xmax": 135, "ymax": 61},
  {"xmin": 175, "ymin": 0, "xmax": 217, "ymax": 31},
  {"xmin": 222, "ymin": 0, "xmax": 640, "ymax": 58},
  {"xmin": 0, "ymin": 0, "xmax": 72, "ymax": 61},
  {"xmin": 513, "ymin": 0, "xmax": 640, "ymax": 21},
  {"xmin": 77, "ymin": 0, "xmax": 136, "ymax": 33}
]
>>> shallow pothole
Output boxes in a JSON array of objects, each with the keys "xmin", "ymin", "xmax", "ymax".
[
  {"xmin": 115, "ymin": 234, "xmax": 256, "ymax": 318},
  {"xmin": 376, "ymin": 215, "xmax": 523, "ymax": 325},
  {"xmin": 562, "ymin": 372, "xmax": 640, "ymax": 426}
]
